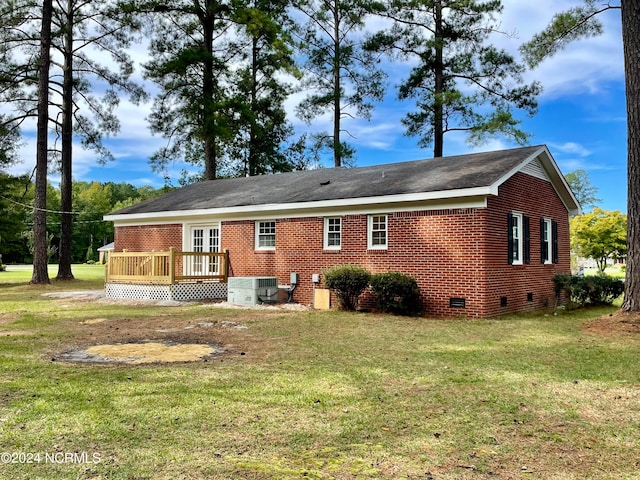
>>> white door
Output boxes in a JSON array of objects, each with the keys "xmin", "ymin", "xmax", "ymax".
[{"xmin": 191, "ymin": 226, "xmax": 220, "ymax": 275}]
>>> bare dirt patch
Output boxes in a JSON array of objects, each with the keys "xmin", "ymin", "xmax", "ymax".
[
  {"xmin": 55, "ymin": 317, "xmax": 250, "ymax": 365},
  {"xmin": 0, "ymin": 314, "xmax": 18, "ymax": 325},
  {"xmin": 44, "ymin": 290, "xmax": 305, "ymax": 365},
  {"xmin": 59, "ymin": 341, "xmax": 220, "ymax": 364},
  {"xmin": 42, "ymin": 290, "xmax": 105, "ymax": 301},
  {"xmin": 80, "ymin": 318, "xmax": 108, "ymax": 325},
  {"xmin": 583, "ymin": 311, "xmax": 640, "ymax": 337},
  {"xmin": 1, "ymin": 330, "xmax": 33, "ymax": 337}
]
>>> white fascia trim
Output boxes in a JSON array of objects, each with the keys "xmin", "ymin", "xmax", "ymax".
[
  {"xmin": 104, "ymin": 188, "xmax": 492, "ymax": 225},
  {"xmin": 490, "ymin": 145, "xmax": 549, "ymax": 192},
  {"xmin": 491, "ymin": 145, "xmax": 582, "ymax": 216}
]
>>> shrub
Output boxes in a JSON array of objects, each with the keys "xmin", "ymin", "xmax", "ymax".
[
  {"xmin": 371, "ymin": 272, "xmax": 421, "ymax": 315},
  {"xmin": 553, "ymin": 274, "xmax": 624, "ymax": 307},
  {"xmin": 0, "ymin": 264, "xmax": 6, "ymax": 272},
  {"xmin": 323, "ymin": 264, "xmax": 371, "ymax": 311}
]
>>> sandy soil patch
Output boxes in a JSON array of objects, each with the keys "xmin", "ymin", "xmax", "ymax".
[
  {"xmin": 42, "ymin": 290, "xmax": 105, "ymax": 301},
  {"xmin": 81, "ymin": 318, "xmax": 108, "ymax": 325},
  {"xmin": 84, "ymin": 342, "xmax": 218, "ymax": 364},
  {"xmin": 42, "ymin": 290, "xmax": 302, "ymax": 365}
]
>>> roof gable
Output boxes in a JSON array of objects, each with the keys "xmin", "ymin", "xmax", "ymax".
[{"xmin": 105, "ymin": 145, "xmax": 580, "ymax": 222}]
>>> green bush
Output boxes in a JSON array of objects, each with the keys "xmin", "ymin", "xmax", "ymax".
[
  {"xmin": 0, "ymin": 264, "xmax": 6, "ymax": 272},
  {"xmin": 553, "ymin": 274, "xmax": 624, "ymax": 307},
  {"xmin": 323, "ymin": 264, "xmax": 371, "ymax": 311},
  {"xmin": 371, "ymin": 272, "xmax": 421, "ymax": 315}
]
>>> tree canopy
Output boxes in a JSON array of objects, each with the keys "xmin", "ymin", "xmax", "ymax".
[
  {"xmin": 571, "ymin": 207, "xmax": 627, "ymax": 272},
  {"xmin": 295, "ymin": 0, "xmax": 386, "ymax": 167},
  {"xmin": 564, "ymin": 169, "xmax": 601, "ymax": 212},
  {"xmin": 367, "ymin": 0, "xmax": 540, "ymax": 157}
]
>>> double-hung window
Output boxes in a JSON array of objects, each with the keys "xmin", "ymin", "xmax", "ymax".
[
  {"xmin": 508, "ymin": 212, "xmax": 530, "ymax": 264},
  {"xmin": 368, "ymin": 214, "xmax": 388, "ymax": 250},
  {"xmin": 255, "ymin": 220, "xmax": 276, "ymax": 250},
  {"xmin": 540, "ymin": 217, "xmax": 559, "ymax": 264},
  {"xmin": 541, "ymin": 218, "xmax": 552, "ymax": 264},
  {"xmin": 324, "ymin": 217, "xmax": 342, "ymax": 250}
]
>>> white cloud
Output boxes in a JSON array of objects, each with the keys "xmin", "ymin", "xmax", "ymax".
[
  {"xmin": 499, "ymin": 0, "xmax": 624, "ymax": 99},
  {"xmin": 549, "ymin": 142, "xmax": 592, "ymax": 157}
]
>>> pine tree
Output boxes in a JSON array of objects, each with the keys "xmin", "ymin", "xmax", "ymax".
[
  {"xmin": 368, "ymin": 0, "xmax": 540, "ymax": 157},
  {"xmin": 31, "ymin": 0, "xmax": 53, "ymax": 284},
  {"xmin": 295, "ymin": 0, "xmax": 386, "ymax": 167}
]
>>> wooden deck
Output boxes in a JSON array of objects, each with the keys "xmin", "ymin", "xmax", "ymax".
[{"xmin": 105, "ymin": 248, "xmax": 228, "ymax": 285}]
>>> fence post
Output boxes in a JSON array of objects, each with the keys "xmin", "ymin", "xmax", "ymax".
[{"xmin": 169, "ymin": 247, "xmax": 175, "ymax": 285}]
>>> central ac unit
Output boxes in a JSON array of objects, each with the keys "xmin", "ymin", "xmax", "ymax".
[{"xmin": 227, "ymin": 276, "xmax": 279, "ymax": 306}]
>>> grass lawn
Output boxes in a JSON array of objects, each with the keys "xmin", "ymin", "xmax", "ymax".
[
  {"xmin": 0, "ymin": 269, "xmax": 639, "ymax": 479},
  {"xmin": 0, "ymin": 263, "xmax": 106, "ymax": 288}
]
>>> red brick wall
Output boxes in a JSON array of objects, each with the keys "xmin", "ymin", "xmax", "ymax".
[
  {"xmin": 484, "ymin": 172, "xmax": 571, "ymax": 316},
  {"xmin": 222, "ymin": 220, "xmax": 277, "ymax": 277},
  {"xmin": 218, "ymin": 210, "xmax": 489, "ymax": 316},
  {"xmin": 114, "ymin": 224, "xmax": 182, "ymax": 252},
  {"xmin": 113, "ymin": 172, "xmax": 571, "ymax": 317},
  {"xmin": 217, "ymin": 173, "xmax": 570, "ymax": 317}
]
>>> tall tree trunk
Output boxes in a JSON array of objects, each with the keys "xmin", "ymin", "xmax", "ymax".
[
  {"xmin": 621, "ymin": 0, "xmax": 640, "ymax": 312},
  {"xmin": 433, "ymin": 0, "xmax": 444, "ymax": 158},
  {"xmin": 31, "ymin": 0, "xmax": 53, "ymax": 285},
  {"xmin": 57, "ymin": 0, "xmax": 74, "ymax": 280},
  {"xmin": 332, "ymin": 0, "xmax": 341, "ymax": 167}
]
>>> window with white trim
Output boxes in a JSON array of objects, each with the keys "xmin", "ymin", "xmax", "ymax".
[
  {"xmin": 368, "ymin": 214, "xmax": 387, "ymax": 249},
  {"xmin": 324, "ymin": 217, "xmax": 341, "ymax": 249},
  {"xmin": 508, "ymin": 212, "xmax": 523, "ymax": 264},
  {"xmin": 541, "ymin": 218, "xmax": 552, "ymax": 264},
  {"xmin": 255, "ymin": 220, "xmax": 276, "ymax": 250},
  {"xmin": 540, "ymin": 217, "xmax": 559, "ymax": 264}
]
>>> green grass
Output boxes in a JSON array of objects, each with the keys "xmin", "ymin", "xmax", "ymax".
[
  {"xmin": 583, "ymin": 265, "xmax": 626, "ymax": 279},
  {"xmin": 0, "ymin": 264, "xmax": 105, "ymax": 288},
  {"xmin": 0, "ymin": 271, "xmax": 639, "ymax": 479}
]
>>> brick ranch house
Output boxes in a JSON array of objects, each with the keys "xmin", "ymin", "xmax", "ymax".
[{"xmin": 104, "ymin": 145, "xmax": 581, "ymax": 317}]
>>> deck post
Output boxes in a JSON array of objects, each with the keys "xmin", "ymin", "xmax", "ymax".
[
  {"xmin": 223, "ymin": 249, "xmax": 229, "ymax": 282},
  {"xmin": 169, "ymin": 247, "xmax": 176, "ymax": 285}
]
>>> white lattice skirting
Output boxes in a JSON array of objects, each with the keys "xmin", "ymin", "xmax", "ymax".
[{"xmin": 106, "ymin": 282, "xmax": 228, "ymax": 302}]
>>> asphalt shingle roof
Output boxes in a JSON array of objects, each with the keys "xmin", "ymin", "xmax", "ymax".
[{"xmin": 111, "ymin": 145, "xmax": 546, "ymax": 216}]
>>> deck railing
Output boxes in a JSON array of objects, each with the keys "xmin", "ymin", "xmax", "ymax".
[{"xmin": 106, "ymin": 248, "xmax": 228, "ymax": 285}]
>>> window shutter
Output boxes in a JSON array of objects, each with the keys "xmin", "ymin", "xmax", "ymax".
[
  {"xmin": 524, "ymin": 216, "xmax": 531, "ymax": 264},
  {"xmin": 507, "ymin": 213, "xmax": 514, "ymax": 264},
  {"xmin": 552, "ymin": 220, "xmax": 559, "ymax": 264}
]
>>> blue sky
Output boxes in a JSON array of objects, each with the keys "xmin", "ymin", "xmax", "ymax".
[{"xmin": 7, "ymin": 0, "xmax": 628, "ymax": 213}]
